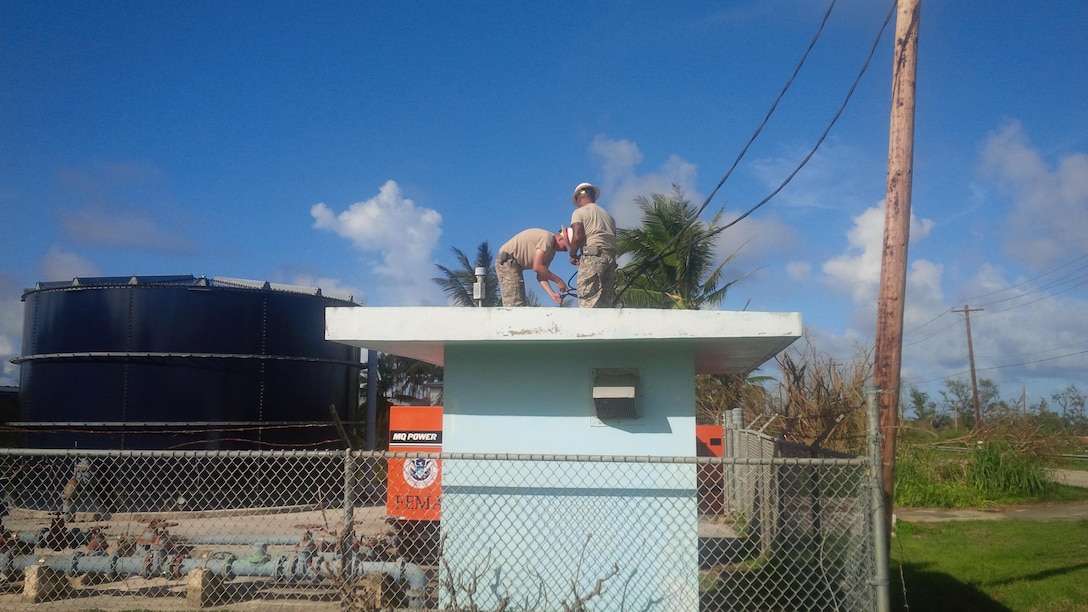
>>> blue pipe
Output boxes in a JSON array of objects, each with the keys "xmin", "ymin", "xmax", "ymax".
[
  {"xmin": 0, "ymin": 550, "xmax": 428, "ymax": 607},
  {"xmin": 176, "ymin": 536, "xmax": 386, "ymax": 560},
  {"xmin": 180, "ymin": 535, "xmax": 312, "ymax": 546}
]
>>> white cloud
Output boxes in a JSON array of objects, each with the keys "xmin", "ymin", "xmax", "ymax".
[
  {"xmin": 902, "ymin": 260, "xmax": 946, "ymax": 327},
  {"xmin": 311, "ymin": 180, "xmax": 443, "ymax": 305},
  {"xmin": 584, "ymin": 135, "xmax": 804, "ymax": 304},
  {"xmin": 900, "ymin": 266, "xmax": 1088, "ymax": 396},
  {"xmin": 899, "ymin": 123, "xmax": 1088, "ymax": 394},
  {"xmin": 0, "ymin": 249, "xmax": 101, "ymax": 386},
  {"xmin": 822, "ymin": 205, "xmax": 886, "ymax": 302},
  {"xmin": 39, "ymin": 245, "xmax": 101, "ymax": 281},
  {"xmin": 822, "ymin": 201, "xmax": 935, "ymax": 304},
  {"xmin": 720, "ymin": 211, "xmax": 802, "ymax": 268},
  {"xmin": 814, "ymin": 200, "xmax": 946, "ymax": 380},
  {"xmin": 587, "ymin": 135, "xmax": 700, "ymax": 229},
  {"xmin": 981, "ymin": 121, "xmax": 1088, "ymax": 267},
  {"xmin": 589, "ymin": 136, "xmax": 643, "ymax": 182},
  {"xmin": 721, "ymin": 121, "xmax": 1087, "ymax": 400},
  {"xmin": 889, "ymin": 119, "xmax": 1088, "ymax": 397},
  {"xmin": 786, "ymin": 261, "xmax": 811, "ymax": 280},
  {"xmin": 287, "ymin": 274, "xmax": 365, "ymax": 305}
]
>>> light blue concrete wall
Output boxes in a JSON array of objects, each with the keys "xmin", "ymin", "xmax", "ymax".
[
  {"xmin": 439, "ymin": 339, "xmax": 700, "ymax": 609},
  {"xmin": 442, "ymin": 340, "xmax": 696, "ymax": 455},
  {"xmin": 441, "ymin": 462, "xmax": 698, "ymax": 610}
]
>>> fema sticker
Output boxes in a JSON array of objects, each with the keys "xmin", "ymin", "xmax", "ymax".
[{"xmin": 403, "ymin": 458, "xmax": 439, "ymax": 489}]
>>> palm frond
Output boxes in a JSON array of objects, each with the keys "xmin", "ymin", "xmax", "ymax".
[
  {"xmin": 617, "ymin": 185, "xmax": 744, "ymax": 310},
  {"xmin": 432, "ymin": 242, "xmax": 502, "ymax": 306}
]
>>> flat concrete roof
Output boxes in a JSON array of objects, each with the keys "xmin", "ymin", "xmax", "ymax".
[{"xmin": 326, "ymin": 307, "xmax": 801, "ymax": 375}]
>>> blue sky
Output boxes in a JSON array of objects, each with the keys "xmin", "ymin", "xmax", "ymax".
[{"xmin": 2, "ymin": 1, "xmax": 1087, "ymax": 410}]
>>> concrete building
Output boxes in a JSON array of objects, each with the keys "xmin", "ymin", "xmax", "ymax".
[{"xmin": 326, "ymin": 307, "xmax": 801, "ymax": 610}]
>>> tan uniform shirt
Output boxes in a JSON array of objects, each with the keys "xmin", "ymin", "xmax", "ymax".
[
  {"xmin": 571, "ymin": 203, "xmax": 617, "ymax": 252},
  {"xmin": 498, "ymin": 228, "xmax": 558, "ymax": 269}
]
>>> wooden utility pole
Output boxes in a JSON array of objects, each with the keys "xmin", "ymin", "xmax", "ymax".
[
  {"xmin": 874, "ymin": 0, "xmax": 921, "ymax": 539},
  {"xmin": 953, "ymin": 305, "xmax": 984, "ymax": 427}
]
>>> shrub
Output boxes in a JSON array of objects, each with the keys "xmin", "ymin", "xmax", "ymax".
[
  {"xmin": 894, "ymin": 447, "xmax": 979, "ymax": 508},
  {"xmin": 894, "ymin": 441, "xmax": 1053, "ymax": 508},
  {"xmin": 966, "ymin": 442, "xmax": 1046, "ymax": 498}
]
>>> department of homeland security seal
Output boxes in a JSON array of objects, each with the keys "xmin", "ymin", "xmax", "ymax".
[{"xmin": 403, "ymin": 458, "xmax": 439, "ymax": 489}]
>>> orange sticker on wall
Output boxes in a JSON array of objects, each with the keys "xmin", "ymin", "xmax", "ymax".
[{"xmin": 387, "ymin": 405, "xmax": 443, "ymax": 521}]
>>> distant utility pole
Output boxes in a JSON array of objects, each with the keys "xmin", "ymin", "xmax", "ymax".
[
  {"xmin": 953, "ymin": 304, "xmax": 984, "ymax": 427},
  {"xmin": 874, "ymin": 0, "xmax": 921, "ymax": 542}
]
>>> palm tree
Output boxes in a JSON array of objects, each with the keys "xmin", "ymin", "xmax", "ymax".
[
  {"xmin": 433, "ymin": 240, "xmax": 545, "ymax": 307},
  {"xmin": 615, "ymin": 185, "xmax": 737, "ymax": 309},
  {"xmin": 617, "ymin": 186, "xmax": 759, "ymax": 426},
  {"xmin": 377, "ymin": 353, "xmax": 443, "ymax": 404},
  {"xmin": 357, "ymin": 353, "xmax": 444, "ymax": 450},
  {"xmin": 432, "ymin": 242, "xmax": 501, "ymax": 306}
]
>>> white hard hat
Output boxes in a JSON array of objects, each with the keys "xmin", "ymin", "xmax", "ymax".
[{"xmin": 572, "ymin": 182, "xmax": 600, "ymax": 204}]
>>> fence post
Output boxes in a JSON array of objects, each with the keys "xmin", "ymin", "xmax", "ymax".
[
  {"xmin": 731, "ymin": 408, "xmax": 749, "ymax": 520},
  {"xmin": 343, "ymin": 450, "xmax": 356, "ymax": 550},
  {"xmin": 723, "ymin": 410, "xmax": 737, "ymax": 515},
  {"xmin": 867, "ymin": 382, "xmax": 891, "ymax": 612}
]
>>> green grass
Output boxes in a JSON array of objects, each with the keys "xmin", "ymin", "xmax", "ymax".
[
  {"xmin": 1038, "ymin": 483, "xmax": 1088, "ymax": 503},
  {"xmin": 1053, "ymin": 457, "xmax": 1088, "ymax": 472},
  {"xmin": 895, "ymin": 443, "xmax": 1088, "ymax": 508},
  {"xmin": 891, "ymin": 519, "xmax": 1088, "ymax": 612},
  {"xmin": 892, "ymin": 436, "xmax": 1088, "ymax": 609}
]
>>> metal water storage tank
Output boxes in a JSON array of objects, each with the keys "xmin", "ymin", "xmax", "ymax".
[{"xmin": 16, "ymin": 275, "xmax": 361, "ymax": 450}]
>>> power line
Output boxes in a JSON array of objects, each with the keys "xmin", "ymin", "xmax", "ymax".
[
  {"xmin": 905, "ymin": 280, "xmax": 1088, "ymax": 346},
  {"xmin": 902, "ymin": 254, "xmax": 1088, "ymax": 347},
  {"xmin": 903, "ymin": 306, "xmax": 954, "ymax": 335},
  {"xmin": 614, "ymin": 0, "xmax": 898, "ymax": 302},
  {"xmin": 952, "ymin": 254, "xmax": 1088, "ymax": 306},
  {"xmin": 983, "ymin": 275, "xmax": 1088, "ymax": 315},
  {"xmin": 987, "ymin": 264, "xmax": 1088, "ymax": 304},
  {"xmin": 693, "ymin": 0, "xmax": 841, "ymax": 220},
  {"xmin": 975, "ymin": 337, "xmax": 1088, "ymax": 360},
  {"xmin": 903, "ymin": 318, "xmax": 960, "ymax": 347},
  {"xmin": 983, "ymin": 349, "xmax": 1088, "ymax": 372},
  {"xmin": 903, "ymin": 348, "xmax": 1088, "ymax": 387},
  {"xmin": 615, "ymin": 0, "xmax": 846, "ymax": 302},
  {"xmin": 717, "ymin": 0, "xmax": 898, "ymax": 233}
]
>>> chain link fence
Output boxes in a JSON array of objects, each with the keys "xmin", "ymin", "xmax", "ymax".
[{"xmin": 0, "ymin": 444, "xmax": 879, "ymax": 610}]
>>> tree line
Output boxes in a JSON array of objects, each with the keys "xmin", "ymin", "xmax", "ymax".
[{"xmin": 908, "ymin": 381, "xmax": 1087, "ymax": 433}]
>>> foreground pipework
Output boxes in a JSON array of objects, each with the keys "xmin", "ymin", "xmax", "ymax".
[{"xmin": 0, "ymin": 544, "xmax": 428, "ymax": 607}]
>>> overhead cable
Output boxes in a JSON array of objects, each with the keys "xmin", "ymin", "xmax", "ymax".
[
  {"xmin": 903, "ymin": 254, "xmax": 1088, "ymax": 345},
  {"xmin": 717, "ymin": 0, "xmax": 898, "ymax": 233},
  {"xmin": 903, "ymin": 349, "xmax": 1088, "ymax": 387},
  {"xmin": 614, "ymin": 0, "xmax": 848, "ymax": 301},
  {"xmin": 693, "ymin": 0, "xmax": 841, "ymax": 220}
]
